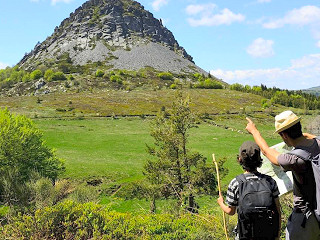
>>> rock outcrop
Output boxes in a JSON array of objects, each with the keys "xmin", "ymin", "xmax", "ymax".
[{"xmin": 19, "ymin": 0, "xmax": 206, "ymax": 74}]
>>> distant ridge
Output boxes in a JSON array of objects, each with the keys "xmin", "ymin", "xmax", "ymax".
[
  {"xmin": 303, "ymin": 86, "xmax": 320, "ymax": 97},
  {"xmin": 18, "ymin": 0, "xmax": 207, "ymax": 75}
]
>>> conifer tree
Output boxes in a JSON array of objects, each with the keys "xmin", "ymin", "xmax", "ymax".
[{"xmin": 144, "ymin": 92, "xmax": 221, "ymax": 212}]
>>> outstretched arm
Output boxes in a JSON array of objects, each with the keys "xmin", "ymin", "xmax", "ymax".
[
  {"xmin": 245, "ymin": 117, "xmax": 280, "ymax": 166},
  {"xmin": 217, "ymin": 193, "xmax": 236, "ymax": 215}
]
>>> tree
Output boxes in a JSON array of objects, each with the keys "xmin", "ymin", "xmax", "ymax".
[
  {"xmin": 144, "ymin": 92, "xmax": 219, "ymax": 213},
  {"xmin": 0, "ymin": 109, "xmax": 65, "ymax": 205}
]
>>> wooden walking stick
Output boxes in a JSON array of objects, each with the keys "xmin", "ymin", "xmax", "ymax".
[{"xmin": 212, "ymin": 153, "xmax": 229, "ymax": 240}]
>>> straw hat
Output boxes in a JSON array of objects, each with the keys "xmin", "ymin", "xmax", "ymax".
[{"xmin": 274, "ymin": 110, "xmax": 301, "ymax": 133}]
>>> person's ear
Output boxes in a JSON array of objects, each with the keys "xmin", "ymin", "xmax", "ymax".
[{"xmin": 281, "ymin": 132, "xmax": 289, "ymax": 140}]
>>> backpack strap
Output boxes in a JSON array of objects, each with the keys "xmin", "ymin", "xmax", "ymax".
[
  {"xmin": 288, "ymin": 137, "xmax": 320, "ymax": 161},
  {"xmin": 236, "ymin": 173, "xmax": 247, "ymax": 184}
]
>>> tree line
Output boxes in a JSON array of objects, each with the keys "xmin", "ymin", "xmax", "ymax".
[{"xmin": 230, "ymin": 83, "xmax": 320, "ymax": 110}]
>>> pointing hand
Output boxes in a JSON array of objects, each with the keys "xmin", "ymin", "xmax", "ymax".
[{"xmin": 245, "ymin": 117, "xmax": 257, "ymax": 135}]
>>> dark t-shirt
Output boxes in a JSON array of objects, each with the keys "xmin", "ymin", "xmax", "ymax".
[{"xmin": 278, "ymin": 138, "xmax": 320, "ymax": 211}]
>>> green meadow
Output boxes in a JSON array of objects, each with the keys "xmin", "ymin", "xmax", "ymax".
[{"xmin": 34, "ymin": 114, "xmax": 284, "ymax": 213}]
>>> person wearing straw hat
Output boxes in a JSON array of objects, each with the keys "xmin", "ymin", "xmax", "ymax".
[
  {"xmin": 217, "ymin": 141, "xmax": 281, "ymax": 240},
  {"xmin": 246, "ymin": 110, "xmax": 320, "ymax": 240}
]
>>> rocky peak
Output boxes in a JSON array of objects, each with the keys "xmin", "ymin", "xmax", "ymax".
[{"xmin": 19, "ymin": 0, "xmax": 205, "ymax": 74}]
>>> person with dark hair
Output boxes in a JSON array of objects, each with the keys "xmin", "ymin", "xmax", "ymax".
[
  {"xmin": 217, "ymin": 141, "xmax": 281, "ymax": 240},
  {"xmin": 246, "ymin": 110, "xmax": 320, "ymax": 240}
]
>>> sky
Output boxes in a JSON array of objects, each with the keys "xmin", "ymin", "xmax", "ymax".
[{"xmin": 1, "ymin": 0, "xmax": 320, "ymax": 90}]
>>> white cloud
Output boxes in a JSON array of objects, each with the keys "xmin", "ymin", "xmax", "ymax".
[
  {"xmin": 0, "ymin": 62, "xmax": 9, "ymax": 69},
  {"xmin": 263, "ymin": 5, "xmax": 320, "ymax": 29},
  {"xmin": 185, "ymin": 3, "xmax": 216, "ymax": 16},
  {"xmin": 210, "ymin": 54, "xmax": 320, "ymax": 90},
  {"xmin": 51, "ymin": 0, "xmax": 73, "ymax": 5},
  {"xmin": 317, "ymin": 41, "xmax": 320, "ymax": 48},
  {"xmin": 186, "ymin": 4, "xmax": 245, "ymax": 27},
  {"xmin": 247, "ymin": 38, "xmax": 274, "ymax": 58},
  {"xmin": 152, "ymin": 0, "xmax": 169, "ymax": 11}
]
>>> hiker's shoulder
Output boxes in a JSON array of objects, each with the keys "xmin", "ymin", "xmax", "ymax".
[{"xmin": 228, "ymin": 177, "xmax": 240, "ymax": 189}]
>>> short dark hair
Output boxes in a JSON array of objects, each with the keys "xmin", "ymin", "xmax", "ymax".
[
  {"xmin": 238, "ymin": 141, "xmax": 263, "ymax": 172},
  {"xmin": 280, "ymin": 122, "xmax": 302, "ymax": 139}
]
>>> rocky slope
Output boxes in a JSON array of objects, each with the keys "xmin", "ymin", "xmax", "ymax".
[{"xmin": 19, "ymin": 0, "xmax": 206, "ymax": 74}]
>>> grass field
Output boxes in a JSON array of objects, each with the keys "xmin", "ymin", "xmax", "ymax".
[
  {"xmin": 34, "ymin": 115, "xmax": 284, "ymax": 186},
  {"xmin": 33, "ymin": 115, "xmax": 286, "ymax": 214}
]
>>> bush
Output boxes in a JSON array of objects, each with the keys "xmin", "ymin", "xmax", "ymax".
[
  {"xmin": 30, "ymin": 69, "xmax": 43, "ymax": 80},
  {"xmin": 194, "ymin": 79, "xmax": 224, "ymax": 89},
  {"xmin": 44, "ymin": 69, "xmax": 54, "ymax": 81},
  {"xmin": 0, "ymin": 109, "xmax": 65, "ymax": 205},
  {"xmin": 69, "ymin": 185, "xmax": 100, "ymax": 203},
  {"xmin": 95, "ymin": 69, "xmax": 104, "ymax": 77},
  {"xmin": 170, "ymin": 83, "xmax": 177, "ymax": 89},
  {"xmin": 110, "ymin": 75, "xmax": 121, "ymax": 83},
  {"xmin": 158, "ymin": 72, "xmax": 174, "ymax": 80},
  {"xmin": 52, "ymin": 72, "xmax": 67, "ymax": 81},
  {"xmin": 2, "ymin": 200, "xmax": 225, "ymax": 239}
]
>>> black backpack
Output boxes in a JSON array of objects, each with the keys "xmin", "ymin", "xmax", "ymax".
[
  {"xmin": 236, "ymin": 173, "xmax": 279, "ymax": 239},
  {"xmin": 287, "ymin": 137, "xmax": 320, "ymax": 223}
]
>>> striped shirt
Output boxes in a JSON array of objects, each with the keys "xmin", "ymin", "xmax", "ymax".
[{"xmin": 226, "ymin": 172, "xmax": 280, "ymax": 207}]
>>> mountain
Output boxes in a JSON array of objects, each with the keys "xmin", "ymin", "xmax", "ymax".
[
  {"xmin": 303, "ymin": 86, "xmax": 320, "ymax": 97},
  {"xmin": 18, "ymin": 0, "xmax": 206, "ymax": 75}
]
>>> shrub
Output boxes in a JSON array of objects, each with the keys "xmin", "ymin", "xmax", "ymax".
[
  {"xmin": 194, "ymin": 79, "xmax": 224, "ymax": 89},
  {"xmin": 110, "ymin": 75, "xmax": 121, "ymax": 83},
  {"xmin": 69, "ymin": 185, "xmax": 100, "ymax": 203},
  {"xmin": 68, "ymin": 74, "xmax": 75, "ymax": 81},
  {"xmin": 95, "ymin": 69, "xmax": 104, "ymax": 77},
  {"xmin": 0, "ymin": 109, "xmax": 65, "ymax": 205},
  {"xmin": 2, "ymin": 200, "xmax": 225, "ymax": 239},
  {"xmin": 30, "ymin": 69, "xmax": 43, "ymax": 80},
  {"xmin": 170, "ymin": 83, "xmax": 177, "ymax": 89},
  {"xmin": 52, "ymin": 71, "xmax": 67, "ymax": 81},
  {"xmin": 44, "ymin": 69, "xmax": 54, "ymax": 81},
  {"xmin": 158, "ymin": 72, "xmax": 174, "ymax": 80}
]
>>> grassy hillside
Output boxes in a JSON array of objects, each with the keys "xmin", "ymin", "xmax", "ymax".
[{"xmin": 0, "ymin": 89, "xmax": 266, "ymax": 118}]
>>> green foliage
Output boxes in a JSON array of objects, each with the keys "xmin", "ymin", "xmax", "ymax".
[
  {"xmin": 30, "ymin": 69, "xmax": 43, "ymax": 80},
  {"xmin": 89, "ymin": 7, "xmax": 100, "ymax": 25},
  {"xmin": 2, "ymin": 200, "xmax": 223, "ymax": 239},
  {"xmin": 95, "ymin": 69, "xmax": 104, "ymax": 77},
  {"xmin": 69, "ymin": 184, "xmax": 100, "ymax": 203},
  {"xmin": 158, "ymin": 72, "xmax": 174, "ymax": 80},
  {"xmin": 170, "ymin": 83, "xmax": 177, "ymax": 89},
  {"xmin": 144, "ymin": 92, "xmax": 217, "ymax": 211},
  {"xmin": 230, "ymin": 83, "xmax": 320, "ymax": 110},
  {"xmin": 44, "ymin": 69, "xmax": 54, "ymax": 81},
  {"xmin": 194, "ymin": 78, "xmax": 224, "ymax": 89},
  {"xmin": 52, "ymin": 71, "xmax": 67, "ymax": 81},
  {"xmin": 0, "ymin": 109, "xmax": 65, "ymax": 205},
  {"xmin": 110, "ymin": 74, "xmax": 122, "ymax": 84}
]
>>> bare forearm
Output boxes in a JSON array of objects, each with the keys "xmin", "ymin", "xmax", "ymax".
[
  {"xmin": 246, "ymin": 117, "xmax": 280, "ymax": 166},
  {"xmin": 217, "ymin": 196, "xmax": 236, "ymax": 215}
]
